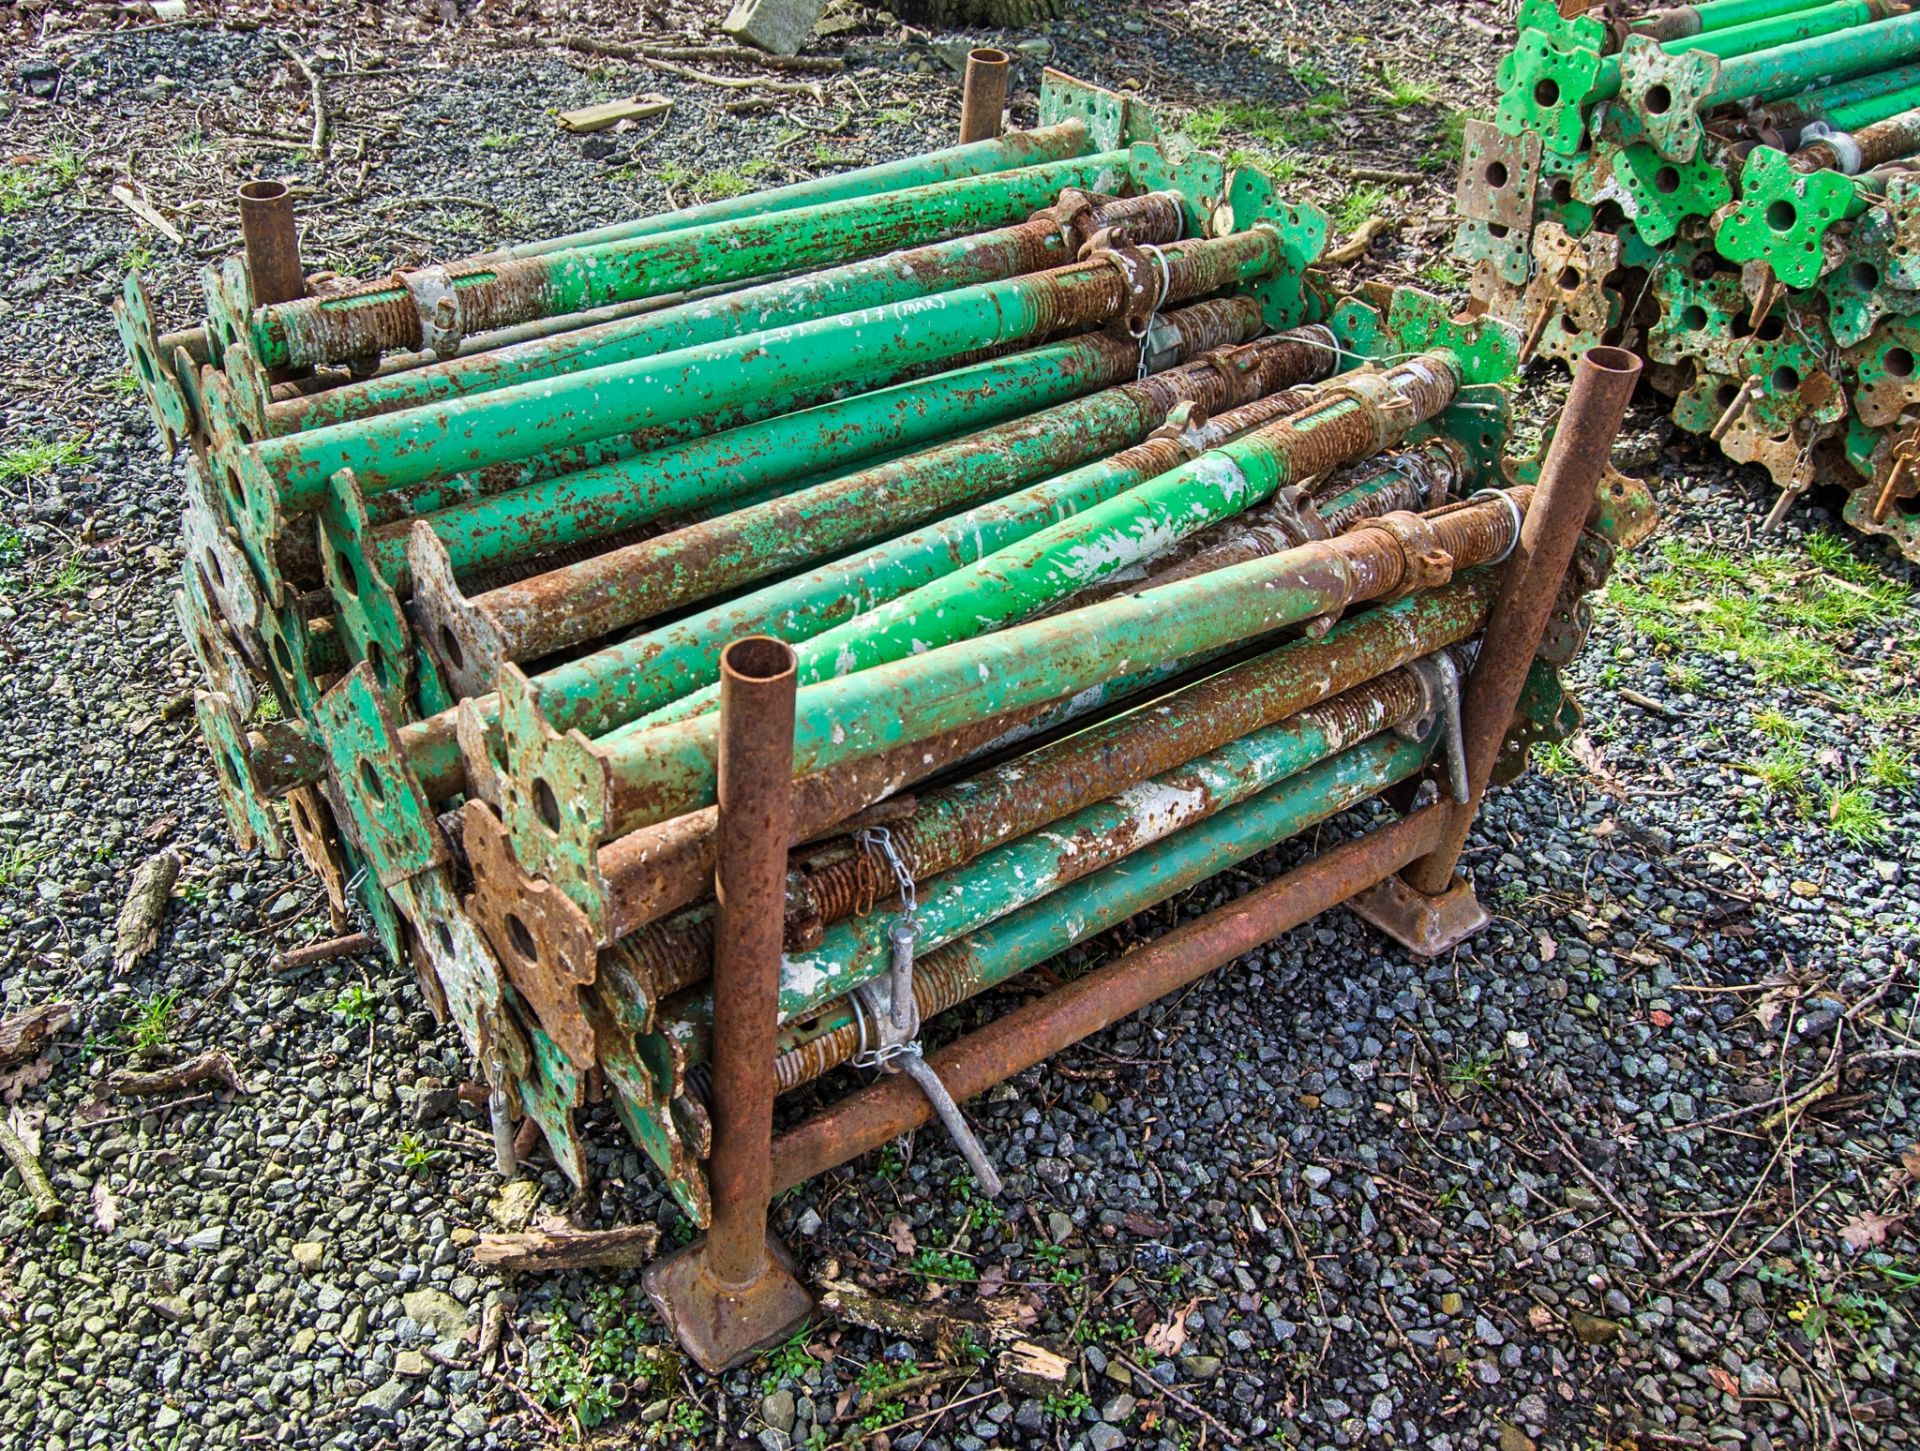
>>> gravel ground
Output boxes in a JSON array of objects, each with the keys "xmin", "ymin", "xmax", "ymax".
[{"xmin": 1, "ymin": 3, "xmax": 1916, "ymax": 1450}]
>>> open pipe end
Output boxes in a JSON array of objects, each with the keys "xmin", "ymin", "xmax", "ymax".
[
  {"xmin": 721, "ymin": 635, "xmax": 797, "ymax": 687},
  {"xmin": 1578, "ymin": 345, "xmax": 1644, "ymax": 382},
  {"xmin": 237, "ymin": 178, "xmax": 292, "ymax": 205}
]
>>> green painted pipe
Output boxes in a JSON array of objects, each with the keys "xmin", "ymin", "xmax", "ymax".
[
  {"xmin": 752, "ymin": 357, "xmax": 1455, "ymax": 699},
  {"xmin": 667, "ymin": 730, "xmax": 1435, "ymax": 1058},
  {"xmin": 764, "ymin": 664, "xmax": 1426, "ymax": 1022},
  {"xmin": 377, "ymin": 299, "xmax": 1261, "ymax": 597},
  {"xmin": 403, "ymin": 232, "xmax": 1294, "ymax": 676},
  {"xmin": 567, "ymin": 453, "xmax": 1523, "ymax": 843},
  {"xmin": 1826, "ymin": 78, "xmax": 1920, "ymax": 128},
  {"xmin": 500, "ymin": 121, "xmax": 1097, "ymax": 258},
  {"xmin": 253, "ymin": 219, "xmax": 1271, "ymax": 511},
  {"xmin": 1577, "ymin": 0, "xmax": 1888, "ymax": 106},
  {"xmin": 274, "ymin": 192, "xmax": 1182, "ymax": 432},
  {"xmin": 248, "ymin": 151, "xmax": 1128, "ymax": 370}
]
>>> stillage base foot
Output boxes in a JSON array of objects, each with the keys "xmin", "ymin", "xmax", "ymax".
[
  {"xmin": 643, "ymin": 1231, "xmax": 814, "ymax": 1373},
  {"xmin": 1345, "ymin": 870, "xmax": 1490, "ymax": 957}
]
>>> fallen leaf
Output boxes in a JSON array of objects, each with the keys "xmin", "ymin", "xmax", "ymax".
[
  {"xmin": 1650, "ymin": 1009, "xmax": 1674, "ymax": 1028},
  {"xmin": 976, "ymin": 1263, "xmax": 1006, "ymax": 1299},
  {"xmin": 0, "ymin": 1055, "xmax": 53, "ymax": 1103},
  {"xmin": 1902, "ymin": 1144, "xmax": 1920, "ymax": 1182},
  {"xmin": 1143, "ymin": 1312, "xmax": 1187, "ymax": 1358},
  {"xmin": 1527, "ymin": 1305, "xmax": 1554, "ymax": 1332},
  {"xmin": 1571, "ymin": 733, "xmax": 1629, "ymax": 797},
  {"xmin": 1708, "ymin": 1366, "xmax": 1739, "ymax": 1396},
  {"xmin": 887, "ymin": 1217, "xmax": 916, "ymax": 1258},
  {"xmin": 1537, "ymin": 934, "xmax": 1558, "ymax": 963},
  {"xmin": 1841, "ymin": 1211, "xmax": 1903, "ymax": 1251},
  {"xmin": 1590, "ymin": 818, "xmax": 1618, "ymax": 838},
  {"xmin": 7, "ymin": 1105, "xmax": 43, "ymax": 1157},
  {"xmin": 92, "ymin": 1181, "xmax": 120, "ymax": 1235}
]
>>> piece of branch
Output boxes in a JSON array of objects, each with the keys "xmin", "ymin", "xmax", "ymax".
[
  {"xmin": 557, "ymin": 95, "xmax": 673, "ymax": 134},
  {"xmin": 110, "ymin": 184, "xmax": 184, "ymax": 244},
  {"xmin": 0, "ymin": 1115, "xmax": 61, "ymax": 1221},
  {"xmin": 107, "ymin": 1049, "xmax": 248, "ymax": 1097},
  {"xmin": 1111, "ymin": 1352, "xmax": 1246, "ymax": 1445},
  {"xmin": 1514, "ymin": 1085, "xmax": 1668, "ymax": 1268},
  {"xmin": 558, "ymin": 34, "xmax": 825, "ymax": 97},
  {"xmin": 817, "ymin": 1277, "xmax": 1037, "ymax": 1360},
  {"xmin": 271, "ymin": 931, "xmax": 375, "ymax": 973},
  {"xmin": 0, "ymin": 1003, "xmax": 73, "ymax": 1069},
  {"xmin": 1322, "ymin": 214, "xmax": 1394, "ymax": 265},
  {"xmin": 113, "ymin": 849, "xmax": 179, "ymax": 975},
  {"xmin": 471, "ymin": 1223, "xmax": 660, "ymax": 1272},
  {"xmin": 558, "ymin": 34, "xmax": 843, "ymax": 73},
  {"xmin": 272, "ymin": 35, "xmax": 331, "ymax": 158}
]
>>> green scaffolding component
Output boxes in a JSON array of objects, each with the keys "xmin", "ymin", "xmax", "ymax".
[
  {"xmin": 250, "ymin": 215, "xmax": 1264, "ymax": 509},
  {"xmin": 243, "ymin": 151, "xmax": 1129, "ymax": 370},
  {"xmin": 1498, "ymin": 0, "xmax": 1896, "ymax": 154},
  {"xmin": 500, "ymin": 119, "xmax": 1098, "ymax": 259},
  {"xmin": 1714, "ymin": 145, "xmax": 1878, "ymax": 287},
  {"xmin": 1623, "ymin": 11, "xmax": 1920, "ymax": 162},
  {"xmin": 1575, "ymin": 140, "xmax": 1733, "ymax": 246}
]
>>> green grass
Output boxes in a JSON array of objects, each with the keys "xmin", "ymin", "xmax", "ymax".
[
  {"xmin": 875, "ymin": 106, "xmax": 915, "ymax": 126},
  {"xmin": 1867, "ymin": 743, "xmax": 1916, "ymax": 791},
  {"xmin": 0, "ymin": 843, "xmax": 49, "ymax": 888},
  {"xmin": 1423, "ymin": 108, "xmax": 1472, "ymax": 172},
  {"xmin": 1753, "ymin": 708, "xmax": 1805, "ymax": 741},
  {"xmin": 479, "ymin": 130, "xmax": 520, "ymax": 151},
  {"xmin": 1178, "ymin": 97, "xmax": 1335, "ymax": 179},
  {"xmin": 1603, "ymin": 536, "xmax": 1906, "ymax": 693},
  {"xmin": 1746, "ymin": 743, "xmax": 1811, "ymax": 796},
  {"xmin": 1336, "ymin": 184, "xmax": 1389, "ymax": 233},
  {"xmin": 129, "ymin": 989, "xmax": 181, "ymax": 1056},
  {"xmin": 1535, "ymin": 739, "xmax": 1578, "ymax": 777},
  {"xmin": 1825, "ymin": 785, "xmax": 1891, "ymax": 846},
  {"xmin": 1667, "ymin": 662, "xmax": 1705, "ymax": 695},
  {"xmin": 1418, "ymin": 260, "xmax": 1466, "ymax": 289},
  {"xmin": 0, "ymin": 438, "xmax": 89, "ymax": 482},
  {"xmin": 1380, "ymin": 66, "xmax": 1438, "ymax": 108},
  {"xmin": 1446, "ymin": 1050, "xmax": 1498, "ymax": 1090},
  {"xmin": 0, "ymin": 145, "xmax": 82, "ymax": 217}
]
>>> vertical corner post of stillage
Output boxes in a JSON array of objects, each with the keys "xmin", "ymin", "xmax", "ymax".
[
  {"xmin": 643, "ymin": 635, "xmax": 814, "ymax": 1373},
  {"xmin": 1347, "ymin": 343, "xmax": 1643, "ymax": 955}
]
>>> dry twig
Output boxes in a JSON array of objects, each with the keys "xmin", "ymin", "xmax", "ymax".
[
  {"xmin": 272, "ymin": 36, "xmax": 331, "ymax": 159},
  {"xmin": 472, "ymin": 1223, "xmax": 660, "ymax": 1272},
  {"xmin": 107, "ymin": 1049, "xmax": 248, "ymax": 1097},
  {"xmin": 0, "ymin": 1115, "xmax": 60, "ymax": 1221}
]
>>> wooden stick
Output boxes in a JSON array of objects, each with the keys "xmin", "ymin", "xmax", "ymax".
[
  {"xmin": 107, "ymin": 1049, "xmax": 248, "ymax": 1097},
  {"xmin": 1322, "ymin": 213, "xmax": 1394, "ymax": 265},
  {"xmin": 1111, "ymin": 1351, "xmax": 1246, "ymax": 1445},
  {"xmin": 272, "ymin": 36, "xmax": 331, "ymax": 158},
  {"xmin": 1514, "ymin": 1085, "xmax": 1667, "ymax": 1268},
  {"xmin": 109, "ymin": 185, "xmax": 184, "ymax": 245},
  {"xmin": 0, "ymin": 1003, "xmax": 72, "ymax": 1069},
  {"xmin": 472, "ymin": 1223, "xmax": 660, "ymax": 1272},
  {"xmin": 557, "ymin": 34, "xmax": 824, "ymax": 97},
  {"xmin": 558, "ymin": 35, "xmax": 843, "ymax": 74},
  {"xmin": 0, "ymin": 1116, "xmax": 60, "ymax": 1221}
]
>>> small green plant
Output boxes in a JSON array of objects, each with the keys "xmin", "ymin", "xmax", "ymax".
[
  {"xmin": 0, "ymin": 842, "xmax": 49, "ymax": 888},
  {"xmin": 856, "ymin": 1355, "xmax": 921, "ymax": 1430},
  {"xmin": 908, "ymin": 1247, "xmax": 977, "ymax": 1282},
  {"xmin": 0, "ymin": 438, "xmax": 89, "ymax": 482},
  {"xmin": 872, "ymin": 1143, "xmax": 904, "ymax": 1181},
  {"xmin": 530, "ymin": 1287, "xmax": 675, "ymax": 1433},
  {"xmin": 1746, "ymin": 743, "xmax": 1810, "ymax": 797},
  {"xmin": 1867, "ymin": 742, "xmax": 1916, "ymax": 791},
  {"xmin": 1380, "ymin": 66, "xmax": 1437, "ymax": 108},
  {"xmin": 480, "ymin": 130, "xmax": 520, "ymax": 151},
  {"xmin": 758, "ymin": 1328, "xmax": 814, "ymax": 1392},
  {"xmin": 1667, "ymin": 662, "xmax": 1705, "ymax": 695},
  {"xmin": 875, "ymin": 106, "xmax": 915, "ymax": 125},
  {"xmin": 953, "ymin": 1176, "xmax": 1006, "ymax": 1235},
  {"xmin": 38, "ymin": 552, "xmax": 90, "ymax": 598},
  {"xmin": 1445, "ymin": 1050, "xmax": 1497, "ymax": 1090},
  {"xmin": 1535, "ymin": 739, "xmax": 1578, "ymax": 778},
  {"xmin": 395, "ymin": 1131, "xmax": 438, "ymax": 1174},
  {"xmin": 1825, "ymin": 785, "xmax": 1890, "ymax": 846},
  {"xmin": 129, "ymin": 988, "xmax": 181, "ymax": 1056},
  {"xmin": 1044, "ymin": 1388, "xmax": 1093, "ymax": 1422},
  {"xmin": 1424, "ymin": 108, "xmax": 1472, "ymax": 171},
  {"xmin": 106, "ymin": 371, "xmax": 143, "ymax": 396},
  {"xmin": 332, "ymin": 982, "xmax": 377, "ymax": 1025},
  {"xmin": 1418, "ymin": 260, "xmax": 1466, "ymax": 289},
  {"xmin": 1336, "ymin": 184, "xmax": 1388, "ymax": 234},
  {"xmin": 1803, "ymin": 529, "xmax": 1856, "ymax": 574},
  {"xmin": 1753, "ymin": 708, "xmax": 1804, "ymax": 741}
]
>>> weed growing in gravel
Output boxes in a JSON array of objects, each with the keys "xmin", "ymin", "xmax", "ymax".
[
  {"xmin": 128, "ymin": 988, "xmax": 180, "ymax": 1056},
  {"xmin": 1418, "ymin": 260, "xmax": 1466, "ymax": 289},
  {"xmin": 875, "ymin": 106, "xmax": 915, "ymax": 126},
  {"xmin": 0, "ymin": 437, "xmax": 89, "ymax": 481},
  {"xmin": 1043, "ymin": 1388, "xmax": 1092, "ymax": 1422},
  {"xmin": 907, "ymin": 1246, "xmax": 977, "ymax": 1282},
  {"xmin": 1868, "ymin": 743, "xmax": 1916, "ymax": 791},
  {"xmin": 1753, "ymin": 708, "xmax": 1804, "ymax": 741},
  {"xmin": 1667, "ymin": 662, "xmax": 1705, "ymax": 695},
  {"xmin": 395, "ymin": 1131, "xmax": 438, "ymax": 1175},
  {"xmin": 1534, "ymin": 739, "xmax": 1578, "ymax": 777},
  {"xmin": 1746, "ymin": 743, "xmax": 1810, "ymax": 796},
  {"xmin": 1423, "ymin": 109, "xmax": 1472, "ymax": 172},
  {"xmin": 530, "ymin": 1286, "xmax": 677, "ymax": 1434},
  {"xmin": 855, "ymin": 1356, "xmax": 921, "ymax": 1432},
  {"xmin": 0, "ymin": 842, "xmax": 48, "ymax": 887},
  {"xmin": 757, "ymin": 1329, "xmax": 813, "ymax": 1393},
  {"xmin": 39, "ymin": 552, "xmax": 90, "ymax": 598},
  {"xmin": 1337, "ymin": 185, "xmax": 1388, "ymax": 233},
  {"xmin": 1445, "ymin": 1049, "xmax": 1497, "ymax": 1090},
  {"xmin": 479, "ymin": 130, "xmax": 519, "ymax": 150},
  {"xmin": 1605, "ymin": 536, "xmax": 1909, "ymax": 694},
  {"xmin": 871, "ymin": 1143, "xmax": 903, "ymax": 1181},
  {"xmin": 1825, "ymin": 784, "xmax": 1891, "ymax": 846},
  {"xmin": 331, "ymin": 982, "xmax": 376, "ymax": 1025},
  {"xmin": 1380, "ymin": 66, "xmax": 1437, "ymax": 108},
  {"xmin": 1178, "ymin": 99, "xmax": 1328, "ymax": 179}
]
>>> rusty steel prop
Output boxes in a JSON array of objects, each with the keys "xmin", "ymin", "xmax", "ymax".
[
  {"xmin": 959, "ymin": 48, "xmax": 1013, "ymax": 144},
  {"xmin": 642, "ymin": 637, "xmax": 814, "ymax": 1372}
]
